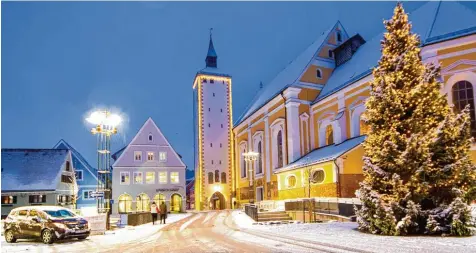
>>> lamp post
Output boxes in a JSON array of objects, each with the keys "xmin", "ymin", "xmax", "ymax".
[
  {"xmin": 243, "ymin": 151, "xmax": 259, "ymax": 204},
  {"xmin": 86, "ymin": 110, "xmax": 121, "ymax": 230}
]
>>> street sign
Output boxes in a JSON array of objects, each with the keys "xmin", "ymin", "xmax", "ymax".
[{"xmin": 90, "ymin": 192, "xmax": 104, "ymax": 198}]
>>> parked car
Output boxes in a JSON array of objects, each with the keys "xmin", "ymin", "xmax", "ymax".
[{"xmin": 3, "ymin": 206, "xmax": 90, "ymax": 244}]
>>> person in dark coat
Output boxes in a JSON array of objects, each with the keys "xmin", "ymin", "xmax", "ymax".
[
  {"xmin": 159, "ymin": 201, "xmax": 167, "ymax": 224},
  {"xmin": 150, "ymin": 202, "xmax": 158, "ymax": 225}
]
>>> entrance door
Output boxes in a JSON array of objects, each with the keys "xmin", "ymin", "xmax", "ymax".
[
  {"xmin": 170, "ymin": 194, "xmax": 182, "ymax": 212},
  {"xmin": 210, "ymin": 192, "xmax": 226, "ymax": 210},
  {"xmin": 256, "ymin": 187, "xmax": 264, "ymax": 202}
]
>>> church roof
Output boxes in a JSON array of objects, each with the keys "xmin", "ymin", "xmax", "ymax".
[
  {"xmin": 275, "ymin": 136, "xmax": 366, "ymax": 173},
  {"xmin": 234, "ymin": 22, "xmax": 340, "ymax": 126},
  {"xmin": 207, "ymin": 36, "xmax": 217, "ymax": 58},
  {"xmin": 197, "ymin": 67, "xmax": 231, "ymax": 78},
  {"xmin": 313, "ymin": 1, "xmax": 476, "ymax": 104}
]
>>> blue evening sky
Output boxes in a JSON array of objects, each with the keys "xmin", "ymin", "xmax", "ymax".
[{"xmin": 3, "ymin": 1, "xmax": 476, "ymax": 179}]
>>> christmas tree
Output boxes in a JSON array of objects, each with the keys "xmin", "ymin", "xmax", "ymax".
[{"xmin": 355, "ymin": 2, "xmax": 476, "ymax": 236}]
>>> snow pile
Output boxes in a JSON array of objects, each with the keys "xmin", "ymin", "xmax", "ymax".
[{"xmin": 231, "ymin": 210, "xmax": 255, "ymax": 228}]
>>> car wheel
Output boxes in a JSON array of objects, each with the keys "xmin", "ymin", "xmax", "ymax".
[
  {"xmin": 41, "ymin": 229, "xmax": 55, "ymax": 244},
  {"xmin": 4, "ymin": 230, "xmax": 17, "ymax": 243},
  {"xmin": 77, "ymin": 236, "xmax": 88, "ymax": 240}
]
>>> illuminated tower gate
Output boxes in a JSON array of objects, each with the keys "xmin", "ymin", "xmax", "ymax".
[{"xmin": 193, "ymin": 31, "xmax": 233, "ymax": 211}]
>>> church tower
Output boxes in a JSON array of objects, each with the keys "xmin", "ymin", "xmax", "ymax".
[{"xmin": 193, "ymin": 31, "xmax": 233, "ymax": 210}]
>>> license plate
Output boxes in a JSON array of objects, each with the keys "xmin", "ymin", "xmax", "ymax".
[{"xmin": 74, "ymin": 229, "xmax": 86, "ymax": 233}]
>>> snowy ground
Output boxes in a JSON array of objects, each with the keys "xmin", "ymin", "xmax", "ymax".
[
  {"xmin": 232, "ymin": 211, "xmax": 476, "ymax": 253},
  {"xmin": 1, "ymin": 213, "xmax": 191, "ymax": 253}
]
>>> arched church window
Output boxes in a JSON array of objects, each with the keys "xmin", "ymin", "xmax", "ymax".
[
  {"xmin": 215, "ymin": 170, "xmax": 219, "ymax": 182},
  {"xmin": 221, "ymin": 172, "xmax": 226, "ymax": 184},
  {"xmin": 277, "ymin": 131, "xmax": 283, "ymax": 168},
  {"xmin": 452, "ymin": 80, "xmax": 476, "ymax": 138},
  {"xmin": 208, "ymin": 172, "xmax": 214, "ymax": 184},
  {"xmin": 326, "ymin": 125, "xmax": 334, "ymax": 145},
  {"xmin": 257, "ymin": 141, "xmax": 263, "ymax": 174}
]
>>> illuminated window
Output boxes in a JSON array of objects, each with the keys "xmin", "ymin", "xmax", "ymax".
[
  {"xmin": 159, "ymin": 172, "xmax": 167, "ymax": 183},
  {"xmin": 221, "ymin": 172, "xmax": 226, "ymax": 183},
  {"xmin": 147, "ymin": 152, "xmax": 154, "ymax": 161},
  {"xmin": 136, "ymin": 193, "xmax": 150, "ymax": 212},
  {"xmin": 146, "ymin": 172, "xmax": 155, "ymax": 184},
  {"xmin": 134, "ymin": 172, "xmax": 143, "ymax": 184},
  {"xmin": 208, "ymin": 172, "xmax": 214, "ymax": 184},
  {"xmin": 311, "ymin": 169, "xmax": 325, "ymax": 184},
  {"xmin": 159, "ymin": 152, "xmax": 167, "ymax": 162},
  {"xmin": 134, "ymin": 151, "xmax": 142, "ymax": 161},
  {"xmin": 1, "ymin": 196, "xmax": 17, "ymax": 204},
  {"xmin": 170, "ymin": 172, "xmax": 179, "ymax": 184},
  {"xmin": 118, "ymin": 194, "xmax": 132, "ymax": 213},
  {"xmin": 316, "ymin": 69, "xmax": 322, "ymax": 79},
  {"xmin": 325, "ymin": 125, "xmax": 334, "ymax": 145},
  {"xmin": 452, "ymin": 80, "xmax": 476, "ymax": 138},
  {"xmin": 286, "ymin": 175, "xmax": 297, "ymax": 188},
  {"xmin": 29, "ymin": 195, "xmax": 46, "ymax": 203},
  {"xmin": 257, "ymin": 141, "xmax": 263, "ymax": 174},
  {"xmin": 277, "ymin": 130, "xmax": 283, "ymax": 168},
  {"xmin": 120, "ymin": 172, "xmax": 130, "ymax": 185}
]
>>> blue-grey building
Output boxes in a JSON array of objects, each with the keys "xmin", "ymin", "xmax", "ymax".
[{"xmin": 54, "ymin": 140, "xmax": 98, "ymax": 215}]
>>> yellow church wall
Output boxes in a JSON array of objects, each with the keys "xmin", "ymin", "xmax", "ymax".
[
  {"xmin": 437, "ymin": 42, "xmax": 476, "ymax": 55},
  {"xmin": 298, "ymin": 88, "xmax": 321, "ymax": 102},
  {"xmin": 450, "ymin": 63, "xmax": 476, "ymax": 72},
  {"xmin": 300, "ymin": 65, "xmax": 334, "ymax": 85},
  {"xmin": 318, "ymin": 45, "xmax": 334, "ymax": 60},
  {"xmin": 439, "ymin": 52, "xmax": 476, "ymax": 69},
  {"xmin": 250, "ymin": 113, "xmax": 265, "ymax": 127},
  {"xmin": 251, "ymin": 121, "xmax": 265, "ymax": 134},
  {"xmin": 342, "ymin": 145, "xmax": 365, "ymax": 175},
  {"xmin": 277, "ymin": 162, "xmax": 338, "ymax": 200}
]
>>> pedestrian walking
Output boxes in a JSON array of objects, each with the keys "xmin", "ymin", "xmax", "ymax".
[
  {"xmin": 160, "ymin": 201, "xmax": 167, "ymax": 224},
  {"xmin": 151, "ymin": 202, "xmax": 159, "ymax": 225}
]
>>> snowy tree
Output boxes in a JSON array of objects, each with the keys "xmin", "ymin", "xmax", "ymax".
[{"xmin": 355, "ymin": 3, "xmax": 476, "ymax": 236}]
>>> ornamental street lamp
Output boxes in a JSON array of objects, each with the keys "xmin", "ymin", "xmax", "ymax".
[
  {"xmin": 243, "ymin": 151, "xmax": 259, "ymax": 204},
  {"xmin": 86, "ymin": 110, "xmax": 121, "ymax": 230}
]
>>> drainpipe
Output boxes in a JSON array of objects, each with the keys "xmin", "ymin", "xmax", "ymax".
[{"xmin": 333, "ymin": 159, "xmax": 342, "ymax": 198}]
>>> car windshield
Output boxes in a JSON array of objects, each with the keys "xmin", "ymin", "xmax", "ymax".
[{"xmin": 44, "ymin": 210, "xmax": 76, "ymax": 218}]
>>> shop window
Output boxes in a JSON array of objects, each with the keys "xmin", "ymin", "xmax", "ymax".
[
  {"xmin": 118, "ymin": 194, "xmax": 132, "ymax": 213},
  {"xmin": 136, "ymin": 193, "xmax": 150, "ymax": 212},
  {"xmin": 1, "ymin": 196, "xmax": 17, "ymax": 205},
  {"xmin": 29, "ymin": 195, "xmax": 46, "ymax": 204}
]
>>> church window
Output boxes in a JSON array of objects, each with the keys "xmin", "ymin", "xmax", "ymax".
[
  {"xmin": 219, "ymin": 160, "xmax": 222, "ymax": 164},
  {"xmin": 213, "ymin": 93, "xmax": 215, "ymax": 97},
  {"xmin": 202, "ymin": 79, "xmax": 207, "ymax": 83},
  {"xmin": 221, "ymin": 124, "xmax": 223, "ymax": 128},
  {"xmin": 328, "ymin": 50, "xmax": 334, "ymax": 58},
  {"xmin": 220, "ymin": 143, "xmax": 222, "ymax": 148},
  {"xmin": 208, "ymin": 123, "xmax": 211, "ymax": 127},
  {"xmin": 208, "ymin": 172, "xmax": 214, "ymax": 184},
  {"xmin": 316, "ymin": 69, "xmax": 322, "ymax": 79},
  {"xmin": 452, "ymin": 80, "xmax": 476, "ymax": 138},
  {"xmin": 208, "ymin": 108, "xmax": 210, "ymax": 112},
  {"xmin": 337, "ymin": 31, "xmax": 342, "ymax": 42},
  {"xmin": 277, "ymin": 130, "xmax": 283, "ymax": 168},
  {"xmin": 221, "ymin": 109, "xmax": 223, "ymax": 113},
  {"xmin": 212, "ymin": 160, "xmax": 214, "ymax": 165},
  {"xmin": 210, "ymin": 143, "xmax": 213, "ymax": 147},
  {"xmin": 221, "ymin": 172, "xmax": 226, "ymax": 183},
  {"xmin": 215, "ymin": 170, "xmax": 219, "ymax": 182},
  {"xmin": 326, "ymin": 125, "xmax": 334, "ymax": 145}
]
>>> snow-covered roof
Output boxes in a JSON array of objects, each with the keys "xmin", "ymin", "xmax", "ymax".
[
  {"xmin": 1, "ymin": 149, "xmax": 69, "ymax": 192},
  {"xmin": 197, "ymin": 67, "xmax": 231, "ymax": 78},
  {"xmin": 313, "ymin": 1, "xmax": 476, "ymax": 103},
  {"xmin": 54, "ymin": 139, "xmax": 95, "ymax": 172},
  {"xmin": 112, "ymin": 146, "xmax": 127, "ymax": 161},
  {"xmin": 276, "ymin": 136, "xmax": 366, "ymax": 173},
  {"xmin": 234, "ymin": 22, "xmax": 339, "ymax": 126}
]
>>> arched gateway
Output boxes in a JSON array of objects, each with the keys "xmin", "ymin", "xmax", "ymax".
[{"xmin": 209, "ymin": 191, "xmax": 226, "ymax": 210}]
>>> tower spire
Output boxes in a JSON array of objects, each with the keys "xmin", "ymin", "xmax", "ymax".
[{"xmin": 205, "ymin": 28, "xmax": 218, "ymax": 68}]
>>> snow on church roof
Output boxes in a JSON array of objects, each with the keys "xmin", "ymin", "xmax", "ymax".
[
  {"xmin": 197, "ymin": 67, "xmax": 231, "ymax": 78},
  {"xmin": 1, "ymin": 149, "xmax": 69, "ymax": 192},
  {"xmin": 276, "ymin": 136, "xmax": 366, "ymax": 173},
  {"xmin": 234, "ymin": 22, "xmax": 338, "ymax": 126},
  {"xmin": 313, "ymin": 1, "xmax": 476, "ymax": 103}
]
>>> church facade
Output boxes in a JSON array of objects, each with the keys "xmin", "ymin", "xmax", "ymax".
[
  {"xmin": 193, "ymin": 2, "xmax": 476, "ymax": 210},
  {"xmin": 229, "ymin": 1, "xmax": 476, "ymax": 208}
]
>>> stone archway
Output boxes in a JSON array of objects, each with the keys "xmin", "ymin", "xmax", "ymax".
[{"xmin": 209, "ymin": 192, "xmax": 226, "ymax": 210}]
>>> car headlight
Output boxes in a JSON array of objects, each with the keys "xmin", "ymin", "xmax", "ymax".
[{"xmin": 54, "ymin": 223, "xmax": 67, "ymax": 229}]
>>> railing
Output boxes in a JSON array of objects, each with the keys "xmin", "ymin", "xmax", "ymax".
[
  {"xmin": 257, "ymin": 200, "xmax": 285, "ymax": 212},
  {"xmin": 284, "ymin": 198, "xmax": 362, "ymax": 217},
  {"xmin": 244, "ymin": 204, "xmax": 258, "ymax": 221}
]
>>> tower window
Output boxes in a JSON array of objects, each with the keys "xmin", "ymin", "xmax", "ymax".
[
  {"xmin": 210, "ymin": 79, "xmax": 214, "ymax": 84},
  {"xmin": 213, "ymin": 93, "xmax": 215, "ymax": 97},
  {"xmin": 210, "ymin": 143, "xmax": 213, "ymax": 147},
  {"xmin": 219, "ymin": 160, "xmax": 222, "ymax": 165},
  {"xmin": 220, "ymin": 109, "xmax": 223, "ymax": 113},
  {"xmin": 209, "ymin": 123, "xmax": 211, "ymax": 127},
  {"xmin": 220, "ymin": 143, "xmax": 222, "ymax": 148},
  {"xmin": 316, "ymin": 69, "xmax": 322, "ymax": 79},
  {"xmin": 202, "ymin": 79, "xmax": 207, "ymax": 83},
  {"xmin": 212, "ymin": 160, "xmax": 214, "ymax": 164},
  {"xmin": 208, "ymin": 108, "xmax": 210, "ymax": 112},
  {"xmin": 221, "ymin": 124, "xmax": 223, "ymax": 128}
]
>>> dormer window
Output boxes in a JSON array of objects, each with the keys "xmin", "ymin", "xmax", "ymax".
[
  {"xmin": 337, "ymin": 31, "xmax": 342, "ymax": 42},
  {"xmin": 148, "ymin": 134, "xmax": 153, "ymax": 142},
  {"xmin": 316, "ymin": 69, "xmax": 322, "ymax": 79},
  {"xmin": 328, "ymin": 50, "xmax": 334, "ymax": 58}
]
